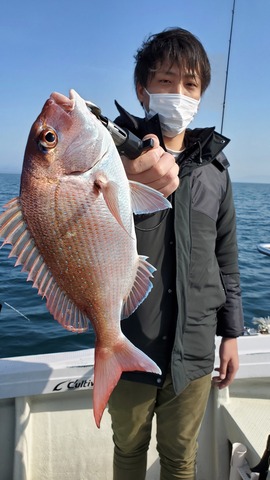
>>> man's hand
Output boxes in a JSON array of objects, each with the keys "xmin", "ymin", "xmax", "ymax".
[
  {"xmin": 212, "ymin": 337, "xmax": 239, "ymax": 389},
  {"xmin": 121, "ymin": 134, "xmax": 180, "ymax": 197}
]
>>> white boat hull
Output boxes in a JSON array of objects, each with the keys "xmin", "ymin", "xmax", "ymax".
[{"xmin": 257, "ymin": 243, "xmax": 270, "ymax": 256}]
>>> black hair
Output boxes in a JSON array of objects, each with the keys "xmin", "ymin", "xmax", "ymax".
[{"xmin": 134, "ymin": 27, "xmax": 211, "ymax": 94}]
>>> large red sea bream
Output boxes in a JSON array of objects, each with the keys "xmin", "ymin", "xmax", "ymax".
[{"xmin": 0, "ymin": 89, "xmax": 171, "ymax": 427}]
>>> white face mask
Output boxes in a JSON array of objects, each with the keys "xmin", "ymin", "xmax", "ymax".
[{"xmin": 144, "ymin": 89, "xmax": 200, "ymax": 137}]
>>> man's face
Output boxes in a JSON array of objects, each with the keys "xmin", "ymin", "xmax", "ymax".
[{"xmin": 137, "ymin": 59, "xmax": 201, "ymax": 111}]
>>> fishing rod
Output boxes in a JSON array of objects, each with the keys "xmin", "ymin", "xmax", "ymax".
[
  {"xmin": 85, "ymin": 100, "xmax": 154, "ymax": 159},
  {"xmin": 221, "ymin": 0, "xmax": 236, "ymax": 134}
]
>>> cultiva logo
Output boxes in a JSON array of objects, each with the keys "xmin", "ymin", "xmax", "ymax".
[{"xmin": 53, "ymin": 378, "xmax": 94, "ymax": 392}]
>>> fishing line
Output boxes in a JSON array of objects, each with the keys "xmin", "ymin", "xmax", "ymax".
[
  {"xmin": 135, "ymin": 194, "xmax": 173, "ymax": 232},
  {"xmin": 1, "ymin": 302, "xmax": 31, "ymax": 322},
  {"xmin": 135, "ymin": 208, "xmax": 170, "ymax": 232},
  {"xmin": 0, "ymin": 246, "xmax": 30, "ymax": 321}
]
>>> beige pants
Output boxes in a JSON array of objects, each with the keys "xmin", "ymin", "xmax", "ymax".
[{"xmin": 108, "ymin": 373, "xmax": 211, "ymax": 480}]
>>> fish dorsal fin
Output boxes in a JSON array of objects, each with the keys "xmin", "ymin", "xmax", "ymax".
[
  {"xmin": 121, "ymin": 255, "xmax": 156, "ymax": 319},
  {"xmin": 129, "ymin": 180, "xmax": 172, "ymax": 215},
  {"xmin": 0, "ymin": 197, "xmax": 89, "ymax": 332}
]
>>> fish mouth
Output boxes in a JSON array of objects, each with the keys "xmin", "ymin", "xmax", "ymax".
[
  {"xmin": 46, "ymin": 89, "xmax": 106, "ymax": 175},
  {"xmin": 49, "ymin": 91, "xmax": 75, "ymax": 112},
  {"xmin": 49, "ymin": 89, "xmax": 90, "ymax": 116}
]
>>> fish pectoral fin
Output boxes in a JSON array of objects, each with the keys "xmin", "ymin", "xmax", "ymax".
[
  {"xmin": 93, "ymin": 337, "xmax": 161, "ymax": 427},
  {"xmin": 94, "ymin": 175, "xmax": 130, "ymax": 235},
  {"xmin": 121, "ymin": 256, "xmax": 156, "ymax": 319},
  {"xmin": 129, "ymin": 180, "xmax": 172, "ymax": 215},
  {"xmin": 0, "ymin": 197, "xmax": 89, "ymax": 333}
]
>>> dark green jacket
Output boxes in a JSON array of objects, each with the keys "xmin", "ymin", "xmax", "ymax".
[{"xmin": 115, "ymin": 103, "xmax": 244, "ymax": 395}]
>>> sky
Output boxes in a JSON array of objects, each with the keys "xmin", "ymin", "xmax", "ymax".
[{"xmin": 0, "ymin": 0, "xmax": 269, "ymax": 183}]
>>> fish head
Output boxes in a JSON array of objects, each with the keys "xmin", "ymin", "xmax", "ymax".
[{"xmin": 21, "ymin": 89, "xmax": 113, "ymax": 186}]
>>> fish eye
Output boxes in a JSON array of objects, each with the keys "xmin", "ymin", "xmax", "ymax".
[
  {"xmin": 38, "ymin": 128, "xmax": 58, "ymax": 150},
  {"xmin": 45, "ymin": 131, "xmax": 56, "ymax": 143}
]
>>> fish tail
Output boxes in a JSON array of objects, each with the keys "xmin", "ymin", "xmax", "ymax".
[{"xmin": 93, "ymin": 338, "xmax": 161, "ymax": 428}]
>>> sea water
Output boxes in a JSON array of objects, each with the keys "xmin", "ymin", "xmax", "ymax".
[{"xmin": 0, "ymin": 173, "xmax": 269, "ymax": 358}]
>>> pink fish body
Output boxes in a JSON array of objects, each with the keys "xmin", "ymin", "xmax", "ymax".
[{"xmin": 0, "ymin": 90, "xmax": 171, "ymax": 426}]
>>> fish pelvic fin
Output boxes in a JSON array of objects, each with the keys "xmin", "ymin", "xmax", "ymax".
[
  {"xmin": 0, "ymin": 198, "xmax": 89, "ymax": 332},
  {"xmin": 129, "ymin": 180, "xmax": 172, "ymax": 215},
  {"xmin": 121, "ymin": 255, "xmax": 156, "ymax": 320},
  {"xmin": 93, "ymin": 337, "xmax": 161, "ymax": 428}
]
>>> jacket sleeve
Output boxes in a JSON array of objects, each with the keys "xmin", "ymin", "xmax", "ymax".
[{"xmin": 216, "ymin": 171, "xmax": 244, "ymax": 337}]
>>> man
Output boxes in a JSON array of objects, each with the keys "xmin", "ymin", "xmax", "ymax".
[{"xmin": 108, "ymin": 27, "xmax": 244, "ymax": 480}]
